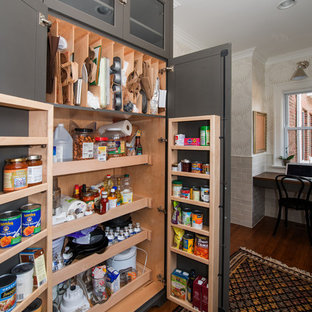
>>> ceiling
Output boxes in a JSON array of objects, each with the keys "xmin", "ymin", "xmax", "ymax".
[{"xmin": 173, "ymin": 0, "xmax": 312, "ymax": 59}]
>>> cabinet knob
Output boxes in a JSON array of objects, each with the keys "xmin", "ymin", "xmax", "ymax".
[{"xmin": 119, "ymin": 0, "xmax": 128, "ymax": 5}]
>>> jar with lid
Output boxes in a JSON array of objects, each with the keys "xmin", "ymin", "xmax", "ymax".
[
  {"xmin": 27, "ymin": 155, "xmax": 43, "ymax": 187},
  {"xmin": 3, "ymin": 158, "xmax": 28, "ymax": 192},
  {"xmin": 82, "ymin": 191, "xmax": 95, "ymax": 212},
  {"xmin": 172, "ymin": 180, "xmax": 183, "ymax": 197},
  {"xmin": 107, "ymin": 134, "xmax": 126, "ymax": 158},
  {"xmin": 73, "ymin": 128, "xmax": 95, "ymax": 160},
  {"xmin": 94, "ymin": 137, "xmax": 108, "ymax": 161},
  {"xmin": 181, "ymin": 159, "xmax": 191, "ymax": 172}
]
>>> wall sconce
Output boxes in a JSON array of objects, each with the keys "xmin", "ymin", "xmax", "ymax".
[{"xmin": 290, "ymin": 61, "xmax": 309, "ymax": 81}]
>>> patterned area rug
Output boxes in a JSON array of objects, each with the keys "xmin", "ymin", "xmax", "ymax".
[{"xmin": 229, "ymin": 248, "xmax": 312, "ymax": 312}]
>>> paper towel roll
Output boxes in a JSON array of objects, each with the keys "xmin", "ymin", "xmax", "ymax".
[{"xmin": 98, "ymin": 120, "xmax": 132, "ymax": 137}]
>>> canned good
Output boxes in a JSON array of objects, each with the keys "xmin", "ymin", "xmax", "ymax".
[
  {"xmin": 192, "ymin": 210, "xmax": 203, "ymax": 229},
  {"xmin": 0, "ymin": 211, "xmax": 22, "ymax": 248},
  {"xmin": 182, "ymin": 233, "xmax": 194, "ymax": 254},
  {"xmin": 182, "ymin": 208, "xmax": 192, "ymax": 226},
  {"xmin": 194, "ymin": 234, "xmax": 209, "ymax": 259},
  {"xmin": 172, "ymin": 180, "xmax": 183, "ymax": 197},
  {"xmin": 200, "ymin": 126, "xmax": 210, "ymax": 146},
  {"xmin": 23, "ymin": 298, "xmax": 42, "ymax": 312},
  {"xmin": 19, "ymin": 204, "xmax": 41, "ymax": 237},
  {"xmin": 201, "ymin": 186, "xmax": 210, "ymax": 203},
  {"xmin": 202, "ymin": 163, "xmax": 210, "ymax": 175},
  {"xmin": 11, "ymin": 263, "xmax": 34, "ymax": 302},
  {"xmin": 0, "ymin": 274, "xmax": 16, "ymax": 312},
  {"xmin": 191, "ymin": 161, "xmax": 202, "ymax": 173},
  {"xmin": 192, "ymin": 187, "xmax": 200, "ymax": 201},
  {"xmin": 180, "ymin": 187, "xmax": 190, "ymax": 199}
]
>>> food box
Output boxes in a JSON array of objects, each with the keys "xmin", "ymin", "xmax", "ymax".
[
  {"xmin": 171, "ymin": 269, "xmax": 189, "ymax": 300},
  {"xmin": 19, "ymin": 248, "xmax": 47, "ymax": 287},
  {"xmin": 184, "ymin": 138, "xmax": 200, "ymax": 146},
  {"xmin": 192, "ymin": 276, "xmax": 207, "ymax": 311},
  {"xmin": 202, "ymin": 280, "xmax": 209, "ymax": 312}
]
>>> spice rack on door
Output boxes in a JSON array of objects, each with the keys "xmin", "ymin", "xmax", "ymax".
[
  {"xmin": 0, "ymin": 93, "xmax": 53, "ymax": 311},
  {"xmin": 167, "ymin": 115, "xmax": 220, "ymax": 312}
]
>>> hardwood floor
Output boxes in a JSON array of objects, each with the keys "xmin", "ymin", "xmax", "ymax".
[{"xmin": 148, "ymin": 216, "xmax": 312, "ymax": 312}]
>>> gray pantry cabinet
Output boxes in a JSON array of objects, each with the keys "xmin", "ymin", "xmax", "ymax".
[
  {"xmin": 0, "ymin": 0, "xmax": 231, "ymax": 311},
  {"xmin": 44, "ymin": 0, "xmax": 171, "ymax": 58}
]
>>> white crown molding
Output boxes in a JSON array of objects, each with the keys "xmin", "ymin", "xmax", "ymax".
[
  {"xmin": 173, "ymin": 25, "xmax": 205, "ymax": 52},
  {"xmin": 253, "ymin": 50, "xmax": 266, "ymax": 65},
  {"xmin": 266, "ymin": 46, "xmax": 312, "ymax": 65}
]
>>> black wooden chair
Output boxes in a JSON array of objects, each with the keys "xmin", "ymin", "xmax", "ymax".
[{"xmin": 273, "ymin": 174, "xmax": 312, "ymax": 245}]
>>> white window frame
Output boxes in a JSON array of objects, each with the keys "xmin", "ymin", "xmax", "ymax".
[{"xmin": 273, "ymin": 79, "xmax": 312, "ymax": 167}]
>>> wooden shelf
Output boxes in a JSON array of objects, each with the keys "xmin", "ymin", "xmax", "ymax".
[
  {"xmin": 171, "ymin": 196, "xmax": 210, "ymax": 208},
  {"xmin": 170, "ymin": 247, "xmax": 209, "ymax": 265},
  {"xmin": 0, "ymin": 229, "xmax": 47, "ymax": 263},
  {"xmin": 171, "ymin": 145, "xmax": 210, "ymax": 151},
  {"xmin": 169, "ymin": 116, "xmax": 213, "ymax": 123},
  {"xmin": 171, "ymin": 223, "xmax": 210, "ymax": 236},
  {"xmin": 168, "ymin": 295, "xmax": 198, "ymax": 312},
  {"xmin": 89, "ymin": 263, "xmax": 151, "ymax": 312},
  {"xmin": 52, "ymin": 229, "xmax": 151, "ymax": 286},
  {"xmin": 0, "ymin": 137, "xmax": 48, "ymax": 146},
  {"xmin": 0, "ymin": 183, "xmax": 48, "ymax": 205},
  {"xmin": 13, "ymin": 283, "xmax": 47, "ymax": 312},
  {"xmin": 171, "ymin": 171, "xmax": 210, "ymax": 179},
  {"xmin": 53, "ymin": 155, "xmax": 151, "ymax": 176},
  {"xmin": 52, "ymin": 196, "xmax": 151, "ymax": 239}
]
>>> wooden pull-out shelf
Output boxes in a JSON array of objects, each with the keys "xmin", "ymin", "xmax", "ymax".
[
  {"xmin": 170, "ymin": 196, "xmax": 210, "ymax": 208},
  {"xmin": 53, "ymin": 155, "xmax": 151, "ymax": 176},
  {"xmin": 89, "ymin": 263, "xmax": 151, "ymax": 312},
  {"xmin": 52, "ymin": 229, "xmax": 151, "ymax": 286},
  {"xmin": 170, "ymin": 247, "xmax": 209, "ymax": 265},
  {"xmin": 171, "ymin": 171, "xmax": 210, "ymax": 179},
  {"xmin": 171, "ymin": 145, "xmax": 210, "ymax": 151},
  {"xmin": 0, "ymin": 137, "xmax": 48, "ymax": 146},
  {"xmin": 52, "ymin": 196, "xmax": 151, "ymax": 239},
  {"xmin": 168, "ymin": 295, "xmax": 199, "ymax": 312},
  {"xmin": 171, "ymin": 223, "xmax": 210, "ymax": 236}
]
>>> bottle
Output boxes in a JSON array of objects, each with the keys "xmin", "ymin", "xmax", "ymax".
[
  {"xmin": 134, "ymin": 222, "xmax": 141, "ymax": 234},
  {"xmin": 117, "ymin": 231, "xmax": 125, "ymax": 242},
  {"xmin": 73, "ymin": 184, "xmax": 80, "ymax": 199},
  {"xmin": 100, "ymin": 191, "xmax": 108, "ymax": 214},
  {"xmin": 80, "ymin": 184, "xmax": 87, "ymax": 200},
  {"xmin": 116, "ymin": 186, "xmax": 122, "ymax": 206},
  {"xmin": 107, "ymin": 230, "xmax": 114, "ymax": 246},
  {"xmin": 121, "ymin": 174, "xmax": 133, "ymax": 203},
  {"xmin": 108, "ymin": 188, "xmax": 117, "ymax": 209},
  {"xmin": 135, "ymin": 135, "xmax": 142, "ymax": 155},
  {"xmin": 187, "ymin": 269, "xmax": 197, "ymax": 303},
  {"xmin": 128, "ymin": 224, "xmax": 134, "ymax": 236},
  {"xmin": 124, "ymin": 230, "xmax": 129, "ymax": 239},
  {"xmin": 106, "ymin": 174, "xmax": 114, "ymax": 196},
  {"xmin": 53, "ymin": 177, "xmax": 61, "ymax": 216},
  {"xmin": 53, "ymin": 123, "xmax": 73, "ymax": 162}
]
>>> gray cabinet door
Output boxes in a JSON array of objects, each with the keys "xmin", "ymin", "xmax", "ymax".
[
  {"xmin": 168, "ymin": 44, "xmax": 232, "ymax": 311},
  {"xmin": 0, "ymin": 0, "xmax": 48, "ymax": 101},
  {"xmin": 44, "ymin": 0, "xmax": 124, "ymax": 38},
  {"xmin": 123, "ymin": 0, "xmax": 171, "ymax": 58}
]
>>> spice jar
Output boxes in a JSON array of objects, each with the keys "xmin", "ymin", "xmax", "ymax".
[
  {"xmin": 82, "ymin": 191, "xmax": 95, "ymax": 212},
  {"xmin": 107, "ymin": 134, "xmax": 126, "ymax": 158},
  {"xmin": 172, "ymin": 180, "xmax": 183, "ymax": 197},
  {"xmin": 94, "ymin": 137, "xmax": 108, "ymax": 161},
  {"xmin": 73, "ymin": 128, "xmax": 95, "ymax": 160},
  {"xmin": 3, "ymin": 158, "xmax": 28, "ymax": 192},
  {"xmin": 181, "ymin": 159, "xmax": 191, "ymax": 172},
  {"xmin": 27, "ymin": 155, "xmax": 43, "ymax": 187}
]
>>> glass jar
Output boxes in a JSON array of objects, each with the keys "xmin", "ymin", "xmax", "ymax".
[
  {"xmin": 3, "ymin": 158, "xmax": 28, "ymax": 192},
  {"xmin": 94, "ymin": 137, "xmax": 108, "ymax": 161},
  {"xmin": 172, "ymin": 180, "xmax": 183, "ymax": 197},
  {"xmin": 107, "ymin": 134, "xmax": 126, "ymax": 158},
  {"xmin": 73, "ymin": 128, "xmax": 95, "ymax": 160},
  {"xmin": 27, "ymin": 155, "xmax": 43, "ymax": 187},
  {"xmin": 181, "ymin": 159, "xmax": 191, "ymax": 172},
  {"xmin": 82, "ymin": 191, "xmax": 95, "ymax": 212},
  {"xmin": 192, "ymin": 187, "xmax": 200, "ymax": 201}
]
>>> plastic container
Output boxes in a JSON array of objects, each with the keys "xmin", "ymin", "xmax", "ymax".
[
  {"xmin": 54, "ymin": 124, "xmax": 73, "ymax": 162},
  {"xmin": 107, "ymin": 246, "xmax": 137, "ymax": 272},
  {"xmin": 107, "ymin": 134, "xmax": 126, "ymax": 158},
  {"xmin": 22, "ymin": 298, "xmax": 42, "ymax": 312},
  {"xmin": 11, "ymin": 262, "xmax": 34, "ymax": 302},
  {"xmin": 121, "ymin": 174, "xmax": 133, "ymax": 204},
  {"xmin": 0, "ymin": 274, "xmax": 16, "ymax": 312},
  {"xmin": 94, "ymin": 137, "xmax": 108, "ymax": 161},
  {"xmin": 172, "ymin": 180, "xmax": 182, "ymax": 197},
  {"xmin": 52, "ymin": 237, "xmax": 65, "ymax": 257},
  {"xmin": 73, "ymin": 128, "xmax": 95, "ymax": 160},
  {"xmin": 200, "ymin": 126, "xmax": 210, "ymax": 146},
  {"xmin": 3, "ymin": 158, "xmax": 28, "ymax": 192},
  {"xmin": 60, "ymin": 285, "xmax": 90, "ymax": 312}
]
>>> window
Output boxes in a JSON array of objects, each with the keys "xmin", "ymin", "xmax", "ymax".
[{"xmin": 284, "ymin": 92, "xmax": 312, "ymax": 163}]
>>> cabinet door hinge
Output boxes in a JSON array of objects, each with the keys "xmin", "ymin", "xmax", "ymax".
[
  {"xmin": 159, "ymin": 66, "xmax": 174, "ymax": 74},
  {"xmin": 158, "ymin": 137, "xmax": 168, "ymax": 143},
  {"xmin": 157, "ymin": 274, "xmax": 166, "ymax": 285},
  {"xmin": 157, "ymin": 207, "xmax": 166, "ymax": 214},
  {"xmin": 39, "ymin": 13, "xmax": 52, "ymax": 28}
]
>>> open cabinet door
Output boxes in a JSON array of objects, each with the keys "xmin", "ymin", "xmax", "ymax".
[
  {"xmin": 0, "ymin": 0, "xmax": 48, "ymax": 101},
  {"xmin": 167, "ymin": 44, "xmax": 231, "ymax": 312}
]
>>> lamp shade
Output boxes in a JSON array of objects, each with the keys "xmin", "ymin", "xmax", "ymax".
[{"xmin": 290, "ymin": 61, "xmax": 309, "ymax": 81}]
